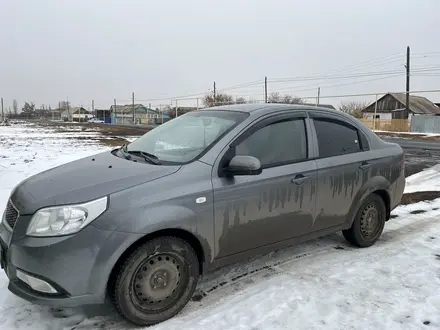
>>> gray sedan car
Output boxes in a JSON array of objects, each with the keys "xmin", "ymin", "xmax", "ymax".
[{"xmin": 1, "ymin": 104, "xmax": 405, "ymax": 326}]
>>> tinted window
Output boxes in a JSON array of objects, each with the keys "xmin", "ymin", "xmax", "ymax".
[
  {"xmin": 235, "ymin": 119, "xmax": 307, "ymax": 167},
  {"xmin": 314, "ymin": 119, "xmax": 361, "ymax": 158}
]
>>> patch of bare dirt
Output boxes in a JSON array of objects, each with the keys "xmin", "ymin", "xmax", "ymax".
[
  {"xmin": 35, "ymin": 121, "xmax": 151, "ymax": 136},
  {"xmin": 409, "ymin": 209, "xmax": 427, "ymax": 214},
  {"xmin": 63, "ymin": 136, "xmax": 129, "ymax": 147},
  {"xmin": 400, "ymin": 191, "xmax": 440, "ymax": 205}
]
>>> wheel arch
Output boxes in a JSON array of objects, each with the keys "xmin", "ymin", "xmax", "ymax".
[
  {"xmin": 372, "ymin": 189, "xmax": 391, "ymax": 220},
  {"xmin": 106, "ymin": 228, "xmax": 207, "ymax": 296},
  {"xmin": 345, "ymin": 176, "xmax": 392, "ymax": 228}
]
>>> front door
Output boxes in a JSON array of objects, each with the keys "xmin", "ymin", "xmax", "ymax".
[{"xmin": 212, "ymin": 112, "xmax": 318, "ymax": 258}]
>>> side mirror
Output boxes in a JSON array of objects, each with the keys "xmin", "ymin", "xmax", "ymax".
[{"xmin": 224, "ymin": 155, "xmax": 262, "ymax": 176}]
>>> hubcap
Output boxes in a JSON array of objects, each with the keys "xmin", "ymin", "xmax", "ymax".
[
  {"xmin": 132, "ymin": 253, "xmax": 183, "ymax": 311},
  {"xmin": 360, "ymin": 202, "xmax": 380, "ymax": 240}
]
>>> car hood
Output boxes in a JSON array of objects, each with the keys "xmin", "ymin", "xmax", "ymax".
[{"xmin": 10, "ymin": 150, "xmax": 181, "ymax": 214}]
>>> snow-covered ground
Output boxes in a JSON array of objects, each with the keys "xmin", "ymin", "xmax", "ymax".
[
  {"xmin": 374, "ymin": 130, "xmax": 440, "ymax": 137},
  {"xmin": 1, "ymin": 124, "xmax": 440, "ymax": 330}
]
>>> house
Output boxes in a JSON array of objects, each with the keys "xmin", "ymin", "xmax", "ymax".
[
  {"xmin": 61, "ymin": 107, "xmax": 91, "ymax": 122},
  {"xmin": 361, "ymin": 93, "xmax": 440, "ymax": 121},
  {"xmin": 109, "ymin": 104, "xmax": 169, "ymax": 124}
]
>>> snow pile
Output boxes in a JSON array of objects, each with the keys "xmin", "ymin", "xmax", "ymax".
[
  {"xmin": 0, "ymin": 124, "xmax": 439, "ymax": 329},
  {"xmin": 404, "ymin": 164, "xmax": 440, "ymax": 194}
]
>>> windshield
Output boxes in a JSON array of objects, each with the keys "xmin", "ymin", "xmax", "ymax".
[{"xmin": 125, "ymin": 110, "xmax": 248, "ymax": 164}]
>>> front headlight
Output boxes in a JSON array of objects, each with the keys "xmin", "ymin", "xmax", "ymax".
[{"xmin": 26, "ymin": 196, "xmax": 108, "ymax": 237}]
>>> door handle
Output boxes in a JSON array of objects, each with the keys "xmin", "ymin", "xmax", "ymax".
[
  {"xmin": 291, "ymin": 174, "xmax": 309, "ymax": 185},
  {"xmin": 359, "ymin": 161, "xmax": 371, "ymax": 171}
]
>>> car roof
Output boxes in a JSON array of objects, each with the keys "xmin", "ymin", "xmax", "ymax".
[{"xmin": 200, "ymin": 103, "xmax": 340, "ymax": 116}]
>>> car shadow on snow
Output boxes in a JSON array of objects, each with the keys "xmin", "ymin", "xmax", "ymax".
[
  {"xmin": 46, "ymin": 233, "xmax": 348, "ymax": 328},
  {"xmin": 45, "ymin": 204, "xmax": 440, "ymax": 328}
]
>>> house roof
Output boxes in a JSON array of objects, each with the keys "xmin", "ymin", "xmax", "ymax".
[
  {"xmin": 362, "ymin": 93, "xmax": 440, "ymax": 115},
  {"xmin": 61, "ymin": 107, "xmax": 90, "ymax": 116},
  {"xmin": 390, "ymin": 93, "xmax": 440, "ymax": 115},
  {"xmin": 70, "ymin": 107, "xmax": 90, "ymax": 114},
  {"xmin": 110, "ymin": 104, "xmax": 159, "ymax": 114}
]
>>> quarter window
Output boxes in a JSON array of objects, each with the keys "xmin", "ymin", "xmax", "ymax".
[
  {"xmin": 235, "ymin": 119, "xmax": 307, "ymax": 167},
  {"xmin": 313, "ymin": 119, "xmax": 361, "ymax": 158}
]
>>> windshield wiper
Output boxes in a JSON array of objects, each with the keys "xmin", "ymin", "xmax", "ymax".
[
  {"xmin": 118, "ymin": 144, "xmax": 131, "ymax": 160},
  {"xmin": 126, "ymin": 150, "xmax": 161, "ymax": 165},
  {"xmin": 118, "ymin": 144, "xmax": 161, "ymax": 164}
]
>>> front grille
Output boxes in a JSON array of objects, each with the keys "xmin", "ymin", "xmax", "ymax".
[{"xmin": 4, "ymin": 200, "xmax": 18, "ymax": 229}]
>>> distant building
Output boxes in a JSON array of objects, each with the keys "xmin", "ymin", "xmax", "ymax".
[
  {"xmin": 61, "ymin": 107, "xmax": 91, "ymax": 122},
  {"xmin": 95, "ymin": 109, "xmax": 112, "ymax": 123},
  {"xmin": 48, "ymin": 109, "xmax": 62, "ymax": 120},
  {"xmin": 109, "ymin": 104, "xmax": 169, "ymax": 124},
  {"xmin": 361, "ymin": 93, "xmax": 440, "ymax": 121}
]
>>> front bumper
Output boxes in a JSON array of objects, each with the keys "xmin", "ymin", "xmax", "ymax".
[{"xmin": 0, "ymin": 217, "xmax": 143, "ymax": 307}]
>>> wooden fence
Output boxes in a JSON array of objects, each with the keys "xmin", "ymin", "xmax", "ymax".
[{"xmin": 360, "ymin": 119, "xmax": 410, "ymax": 132}]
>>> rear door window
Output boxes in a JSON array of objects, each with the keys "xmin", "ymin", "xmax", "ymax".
[{"xmin": 313, "ymin": 118, "xmax": 361, "ymax": 158}]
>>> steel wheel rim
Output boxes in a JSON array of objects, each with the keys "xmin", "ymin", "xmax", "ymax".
[
  {"xmin": 360, "ymin": 202, "xmax": 381, "ymax": 240},
  {"xmin": 131, "ymin": 253, "xmax": 186, "ymax": 312}
]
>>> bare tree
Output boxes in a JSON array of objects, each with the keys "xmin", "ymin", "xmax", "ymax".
[
  {"xmin": 268, "ymin": 92, "xmax": 302, "ymax": 104},
  {"xmin": 22, "ymin": 102, "xmax": 36, "ymax": 117},
  {"xmin": 235, "ymin": 96, "xmax": 247, "ymax": 104},
  {"xmin": 203, "ymin": 92, "xmax": 233, "ymax": 107},
  {"xmin": 58, "ymin": 101, "xmax": 70, "ymax": 111},
  {"xmin": 12, "ymin": 99, "xmax": 18, "ymax": 115},
  {"xmin": 339, "ymin": 100, "xmax": 368, "ymax": 118}
]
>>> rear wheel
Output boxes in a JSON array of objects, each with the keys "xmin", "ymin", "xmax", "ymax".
[
  {"xmin": 343, "ymin": 194, "xmax": 386, "ymax": 247},
  {"xmin": 112, "ymin": 236, "xmax": 199, "ymax": 326}
]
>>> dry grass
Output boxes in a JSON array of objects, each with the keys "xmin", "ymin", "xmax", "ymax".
[
  {"xmin": 36, "ymin": 121, "xmax": 150, "ymax": 136},
  {"xmin": 63, "ymin": 136, "xmax": 129, "ymax": 148},
  {"xmin": 400, "ymin": 191, "xmax": 440, "ymax": 205}
]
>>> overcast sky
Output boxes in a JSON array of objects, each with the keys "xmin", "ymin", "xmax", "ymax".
[{"xmin": 1, "ymin": 0, "xmax": 439, "ymax": 110}]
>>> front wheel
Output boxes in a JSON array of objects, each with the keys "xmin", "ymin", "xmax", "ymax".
[
  {"xmin": 343, "ymin": 194, "xmax": 386, "ymax": 248},
  {"xmin": 112, "ymin": 236, "xmax": 199, "ymax": 326}
]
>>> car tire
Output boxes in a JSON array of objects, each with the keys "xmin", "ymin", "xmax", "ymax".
[
  {"xmin": 342, "ymin": 193, "xmax": 386, "ymax": 248},
  {"xmin": 112, "ymin": 236, "xmax": 199, "ymax": 326}
]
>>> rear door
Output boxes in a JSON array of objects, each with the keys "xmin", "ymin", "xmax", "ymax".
[
  {"xmin": 212, "ymin": 111, "xmax": 318, "ymax": 258},
  {"xmin": 309, "ymin": 111, "xmax": 372, "ymax": 230}
]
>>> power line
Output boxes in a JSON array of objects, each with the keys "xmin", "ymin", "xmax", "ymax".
[
  {"xmin": 231, "ymin": 74, "xmax": 404, "ymax": 99},
  {"xmin": 113, "ymin": 52, "xmax": 440, "ymax": 103},
  {"xmin": 316, "ymin": 53, "xmax": 404, "ymax": 75}
]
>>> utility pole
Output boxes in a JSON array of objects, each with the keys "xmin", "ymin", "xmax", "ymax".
[
  {"xmin": 405, "ymin": 46, "xmax": 410, "ymax": 119},
  {"xmin": 114, "ymin": 98, "xmax": 117, "ymax": 124},
  {"xmin": 264, "ymin": 76, "xmax": 268, "ymax": 103},
  {"xmin": 92, "ymin": 99, "xmax": 95, "ymax": 119},
  {"xmin": 317, "ymin": 87, "xmax": 321, "ymax": 106},
  {"xmin": 373, "ymin": 93, "xmax": 378, "ymax": 130},
  {"xmin": 66, "ymin": 97, "xmax": 70, "ymax": 122},
  {"xmin": 1, "ymin": 98, "xmax": 3, "ymax": 121},
  {"xmin": 132, "ymin": 92, "xmax": 135, "ymax": 124},
  {"xmin": 213, "ymin": 81, "xmax": 216, "ymax": 106}
]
